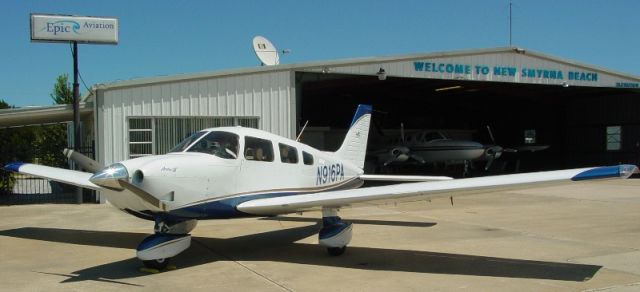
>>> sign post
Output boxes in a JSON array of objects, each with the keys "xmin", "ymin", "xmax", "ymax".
[{"xmin": 30, "ymin": 14, "xmax": 118, "ymax": 203}]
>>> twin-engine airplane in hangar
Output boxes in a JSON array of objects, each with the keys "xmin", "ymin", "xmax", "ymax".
[{"xmin": 4, "ymin": 104, "xmax": 638, "ymax": 270}]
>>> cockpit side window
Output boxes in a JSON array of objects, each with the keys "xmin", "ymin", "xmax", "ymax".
[
  {"xmin": 244, "ymin": 136, "xmax": 274, "ymax": 162},
  {"xmin": 169, "ymin": 131, "xmax": 207, "ymax": 153},
  {"xmin": 279, "ymin": 143, "xmax": 298, "ymax": 164},
  {"xmin": 186, "ymin": 131, "xmax": 239, "ymax": 159},
  {"xmin": 302, "ymin": 151, "xmax": 314, "ymax": 165}
]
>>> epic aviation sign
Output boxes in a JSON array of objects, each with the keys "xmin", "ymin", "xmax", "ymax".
[{"xmin": 30, "ymin": 14, "xmax": 118, "ymax": 44}]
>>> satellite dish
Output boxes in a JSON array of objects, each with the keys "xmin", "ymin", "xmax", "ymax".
[{"xmin": 252, "ymin": 35, "xmax": 279, "ymax": 66}]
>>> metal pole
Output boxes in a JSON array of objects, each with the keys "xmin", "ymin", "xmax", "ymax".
[
  {"xmin": 72, "ymin": 41, "xmax": 82, "ymax": 204},
  {"xmin": 509, "ymin": 0, "xmax": 512, "ymax": 46}
]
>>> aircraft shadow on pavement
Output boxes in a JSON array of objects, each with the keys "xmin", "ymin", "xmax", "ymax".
[{"xmin": 0, "ymin": 225, "xmax": 600, "ymax": 285}]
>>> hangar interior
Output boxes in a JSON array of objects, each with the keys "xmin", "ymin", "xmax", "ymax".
[{"xmin": 296, "ymin": 72, "xmax": 640, "ymax": 174}]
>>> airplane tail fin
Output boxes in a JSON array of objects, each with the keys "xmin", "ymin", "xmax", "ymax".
[{"xmin": 334, "ymin": 104, "xmax": 372, "ymax": 169}]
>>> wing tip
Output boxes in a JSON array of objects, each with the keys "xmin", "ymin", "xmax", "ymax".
[
  {"xmin": 4, "ymin": 162, "xmax": 25, "ymax": 173},
  {"xmin": 571, "ymin": 164, "xmax": 638, "ymax": 181}
]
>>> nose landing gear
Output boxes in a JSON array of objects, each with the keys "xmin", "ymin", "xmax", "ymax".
[{"xmin": 137, "ymin": 219, "xmax": 197, "ymax": 270}]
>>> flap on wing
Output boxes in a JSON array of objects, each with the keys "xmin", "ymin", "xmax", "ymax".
[
  {"xmin": 360, "ymin": 174, "xmax": 452, "ymax": 182},
  {"xmin": 4, "ymin": 162, "xmax": 102, "ymax": 191},
  {"xmin": 237, "ymin": 165, "xmax": 638, "ymax": 216}
]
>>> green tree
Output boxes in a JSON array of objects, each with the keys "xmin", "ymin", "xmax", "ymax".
[
  {"xmin": 37, "ymin": 74, "xmax": 75, "ymax": 168},
  {"xmin": 0, "ymin": 74, "xmax": 77, "ymax": 195},
  {"xmin": 0, "ymin": 100, "xmax": 37, "ymax": 194},
  {"xmin": 50, "ymin": 74, "xmax": 73, "ymax": 105}
]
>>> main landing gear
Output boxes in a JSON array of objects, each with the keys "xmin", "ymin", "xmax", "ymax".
[
  {"xmin": 319, "ymin": 208, "xmax": 352, "ymax": 256},
  {"xmin": 137, "ymin": 219, "xmax": 197, "ymax": 270}
]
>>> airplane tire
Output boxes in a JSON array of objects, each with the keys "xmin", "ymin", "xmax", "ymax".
[
  {"xmin": 327, "ymin": 246, "xmax": 346, "ymax": 256},
  {"xmin": 143, "ymin": 257, "xmax": 170, "ymax": 270}
]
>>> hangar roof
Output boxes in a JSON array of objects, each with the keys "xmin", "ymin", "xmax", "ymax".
[
  {"xmin": 91, "ymin": 46, "xmax": 640, "ymax": 91},
  {"xmin": 2, "ymin": 47, "xmax": 638, "ymax": 128},
  {"xmin": 0, "ymin": 103, "xmax": 92, "ymax": 128}
]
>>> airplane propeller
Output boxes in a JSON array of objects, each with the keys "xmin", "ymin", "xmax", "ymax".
[
  {"xmin": 483, "ymin": 126, "xmax": 515, "ymax": 171},
  {"xmin": 64, "ymin": 148, "xmax": 103, "ymax": 173},
  {"xmin": 383, "ymin": 123, "xmax": 426, "ymax": 166}
]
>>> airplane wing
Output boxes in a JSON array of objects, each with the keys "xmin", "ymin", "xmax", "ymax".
[
  {"xmin": 237, "ymin": 165, "xmax": 638, "ymax": 216},
  {"xmin": 359, "ymin": 174, "xmax": 452, "ymax": 182},
  {"xmin": 4, "ymin": 162, "xmax": 103, "ymax": 191}
]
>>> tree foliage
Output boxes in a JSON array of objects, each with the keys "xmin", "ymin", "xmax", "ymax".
[
  {"xmin": 0, "ymin": 99, "xmax": 10, "ymax": 109},
  {"xmin": 0, "ymin": 74, "xmax": 75, "ymax": 195},
  {"xmin": 50, "ymin": 74, "xmax": 74, "ymax": 105}
]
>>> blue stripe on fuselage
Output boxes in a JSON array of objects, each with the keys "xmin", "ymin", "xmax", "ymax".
[{"xmin": 167, "ymin": 178, "xmax": 363, "ymax": 220}]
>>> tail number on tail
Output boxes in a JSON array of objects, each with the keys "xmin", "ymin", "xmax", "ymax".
[{"xmin": 316, "ymin": 163, "xmax": 344, "ymax": 185}]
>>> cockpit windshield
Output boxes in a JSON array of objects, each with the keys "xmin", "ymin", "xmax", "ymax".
[
  {"xmin": 169, "ymin": 131, "xmax": 207, "ymax": 153},
  {"xmin": 185, "ymin": 131, "xmax": 239, "ymax": 159}
]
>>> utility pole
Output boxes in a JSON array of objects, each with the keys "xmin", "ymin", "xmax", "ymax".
[
  {"xmin": 72, "ymin": 41, "xmax": 82, "ymax": 204},
  {"xmin": 509, "ymin": 0, "xmax": 513, "ymax": 46}
]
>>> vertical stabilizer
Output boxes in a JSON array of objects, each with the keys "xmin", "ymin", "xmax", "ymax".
[{"xmin": 334, "ymin": 104, "xmax": 372, "ymax": 169}]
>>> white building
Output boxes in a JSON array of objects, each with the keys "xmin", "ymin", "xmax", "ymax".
[{"xmin": 2, "ymin": 47, "xmax": 640, "ymax": 185}]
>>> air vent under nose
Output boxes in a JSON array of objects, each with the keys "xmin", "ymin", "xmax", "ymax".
[{"xmin": 133, "ymin": 170, "xmax": 144, "ymax": 184}]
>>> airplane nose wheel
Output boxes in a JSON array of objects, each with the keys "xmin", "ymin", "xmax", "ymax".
[
  {"xmin": 143, "ymin": 258, "xmax": 170, "ymax": 270},
  {"xmin": 136, "ymin": 219, "xmax": 198, "ymax": 270},
  {"xmin": 327, "ymin": 246, "xmax": 347, "ymax": 256}
]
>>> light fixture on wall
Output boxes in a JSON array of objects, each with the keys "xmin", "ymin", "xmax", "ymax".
[
  {"xmin": 561, "ymin": 81, "xmax": 569, "ymax": 88},
  {"xmin": 377, "ymin": 67, "xmax": 387, "ymax": 81}
]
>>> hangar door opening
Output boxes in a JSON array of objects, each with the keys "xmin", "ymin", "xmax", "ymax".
[{"xmin": 295, "ymin": 71, "xmax": 640, "ymax": 175}]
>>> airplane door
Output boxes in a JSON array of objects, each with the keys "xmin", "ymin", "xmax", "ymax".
[{"xmin": 239, "ymin": 136, "xmax": 283, "ymax": 193}]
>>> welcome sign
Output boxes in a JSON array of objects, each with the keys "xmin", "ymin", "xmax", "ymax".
[{"xmin": 30, "ymin": 14, "xmax": 118, "ymax": 44}]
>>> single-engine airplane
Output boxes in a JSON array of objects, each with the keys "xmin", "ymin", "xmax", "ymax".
[{"xmin": 4, "ymin": 104, "xmax": 637, "ymax": 270}]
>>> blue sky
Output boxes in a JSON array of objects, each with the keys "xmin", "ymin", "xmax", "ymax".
[{"xmin": 1, "ymin": 0, "xmax": 638, "ymax": 107}]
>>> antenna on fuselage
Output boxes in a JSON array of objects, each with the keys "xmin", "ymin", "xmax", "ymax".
[{"xmin": 296, "ymin": 120, "xmax": 310, "ymax": 142}]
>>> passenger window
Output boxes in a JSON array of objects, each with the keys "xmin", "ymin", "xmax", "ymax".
[
  {"xmin": 302, "ymin": 151, "xmax": 314, "ymax": 165},
  {"xmin": 279, "ymin": 143, "xmax": 299, "ymax": 164},
  {"xmin": 244, "ymin": 136, "xmax": 274, "ymax": 162}
]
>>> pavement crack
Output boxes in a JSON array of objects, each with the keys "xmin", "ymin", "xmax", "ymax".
[{"xmin": 192, "ymin": 238, "xmax": 293, "ymax": 292}]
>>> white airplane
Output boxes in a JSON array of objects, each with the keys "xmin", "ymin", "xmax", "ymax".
[{"xmin": 4, "ymin": 104, "xmax": 638, "ymax": 271}]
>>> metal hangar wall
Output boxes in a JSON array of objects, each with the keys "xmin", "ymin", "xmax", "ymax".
[{"xmin": 77, "ymin": 47, "xmax": 640, "ymax": 172}]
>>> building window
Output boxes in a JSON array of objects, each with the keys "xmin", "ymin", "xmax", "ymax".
[
  {"xmin": 606, "ymin": 126, "xmax": 621, "ymax": 151},
  {"xmin": 129, "ymin": 118, "xmax": 153, "ymax": 158},
  {"xmin": 524, "ymin": 129, "xmax": 536, "ymax": 144},
  {"xmin": 128, "ymin": 116, "xmax": 259, "ymax": 159}
]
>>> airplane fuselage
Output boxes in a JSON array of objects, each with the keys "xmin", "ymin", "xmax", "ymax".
[{"xmin": 102, "ymin": 127, "xmax": 364, "ymax": 220}]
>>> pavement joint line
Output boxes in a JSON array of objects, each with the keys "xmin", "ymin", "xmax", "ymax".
[
  {"xmin": 581, "ymin": 281, "xmax": 640, "ymax": 292},
  {"xmin": 191, "ymin": 238, "xmax": 294, "ymax": 292}
]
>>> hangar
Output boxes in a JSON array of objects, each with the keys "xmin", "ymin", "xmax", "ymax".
[{"xmin": 2, "ymin": 47, "xmax": 640, "ymax": 194}]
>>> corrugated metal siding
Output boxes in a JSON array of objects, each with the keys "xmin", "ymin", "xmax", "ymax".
[{"xmin": 98, "ymin": 71, "xmax": 293, "ymax": 165}]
